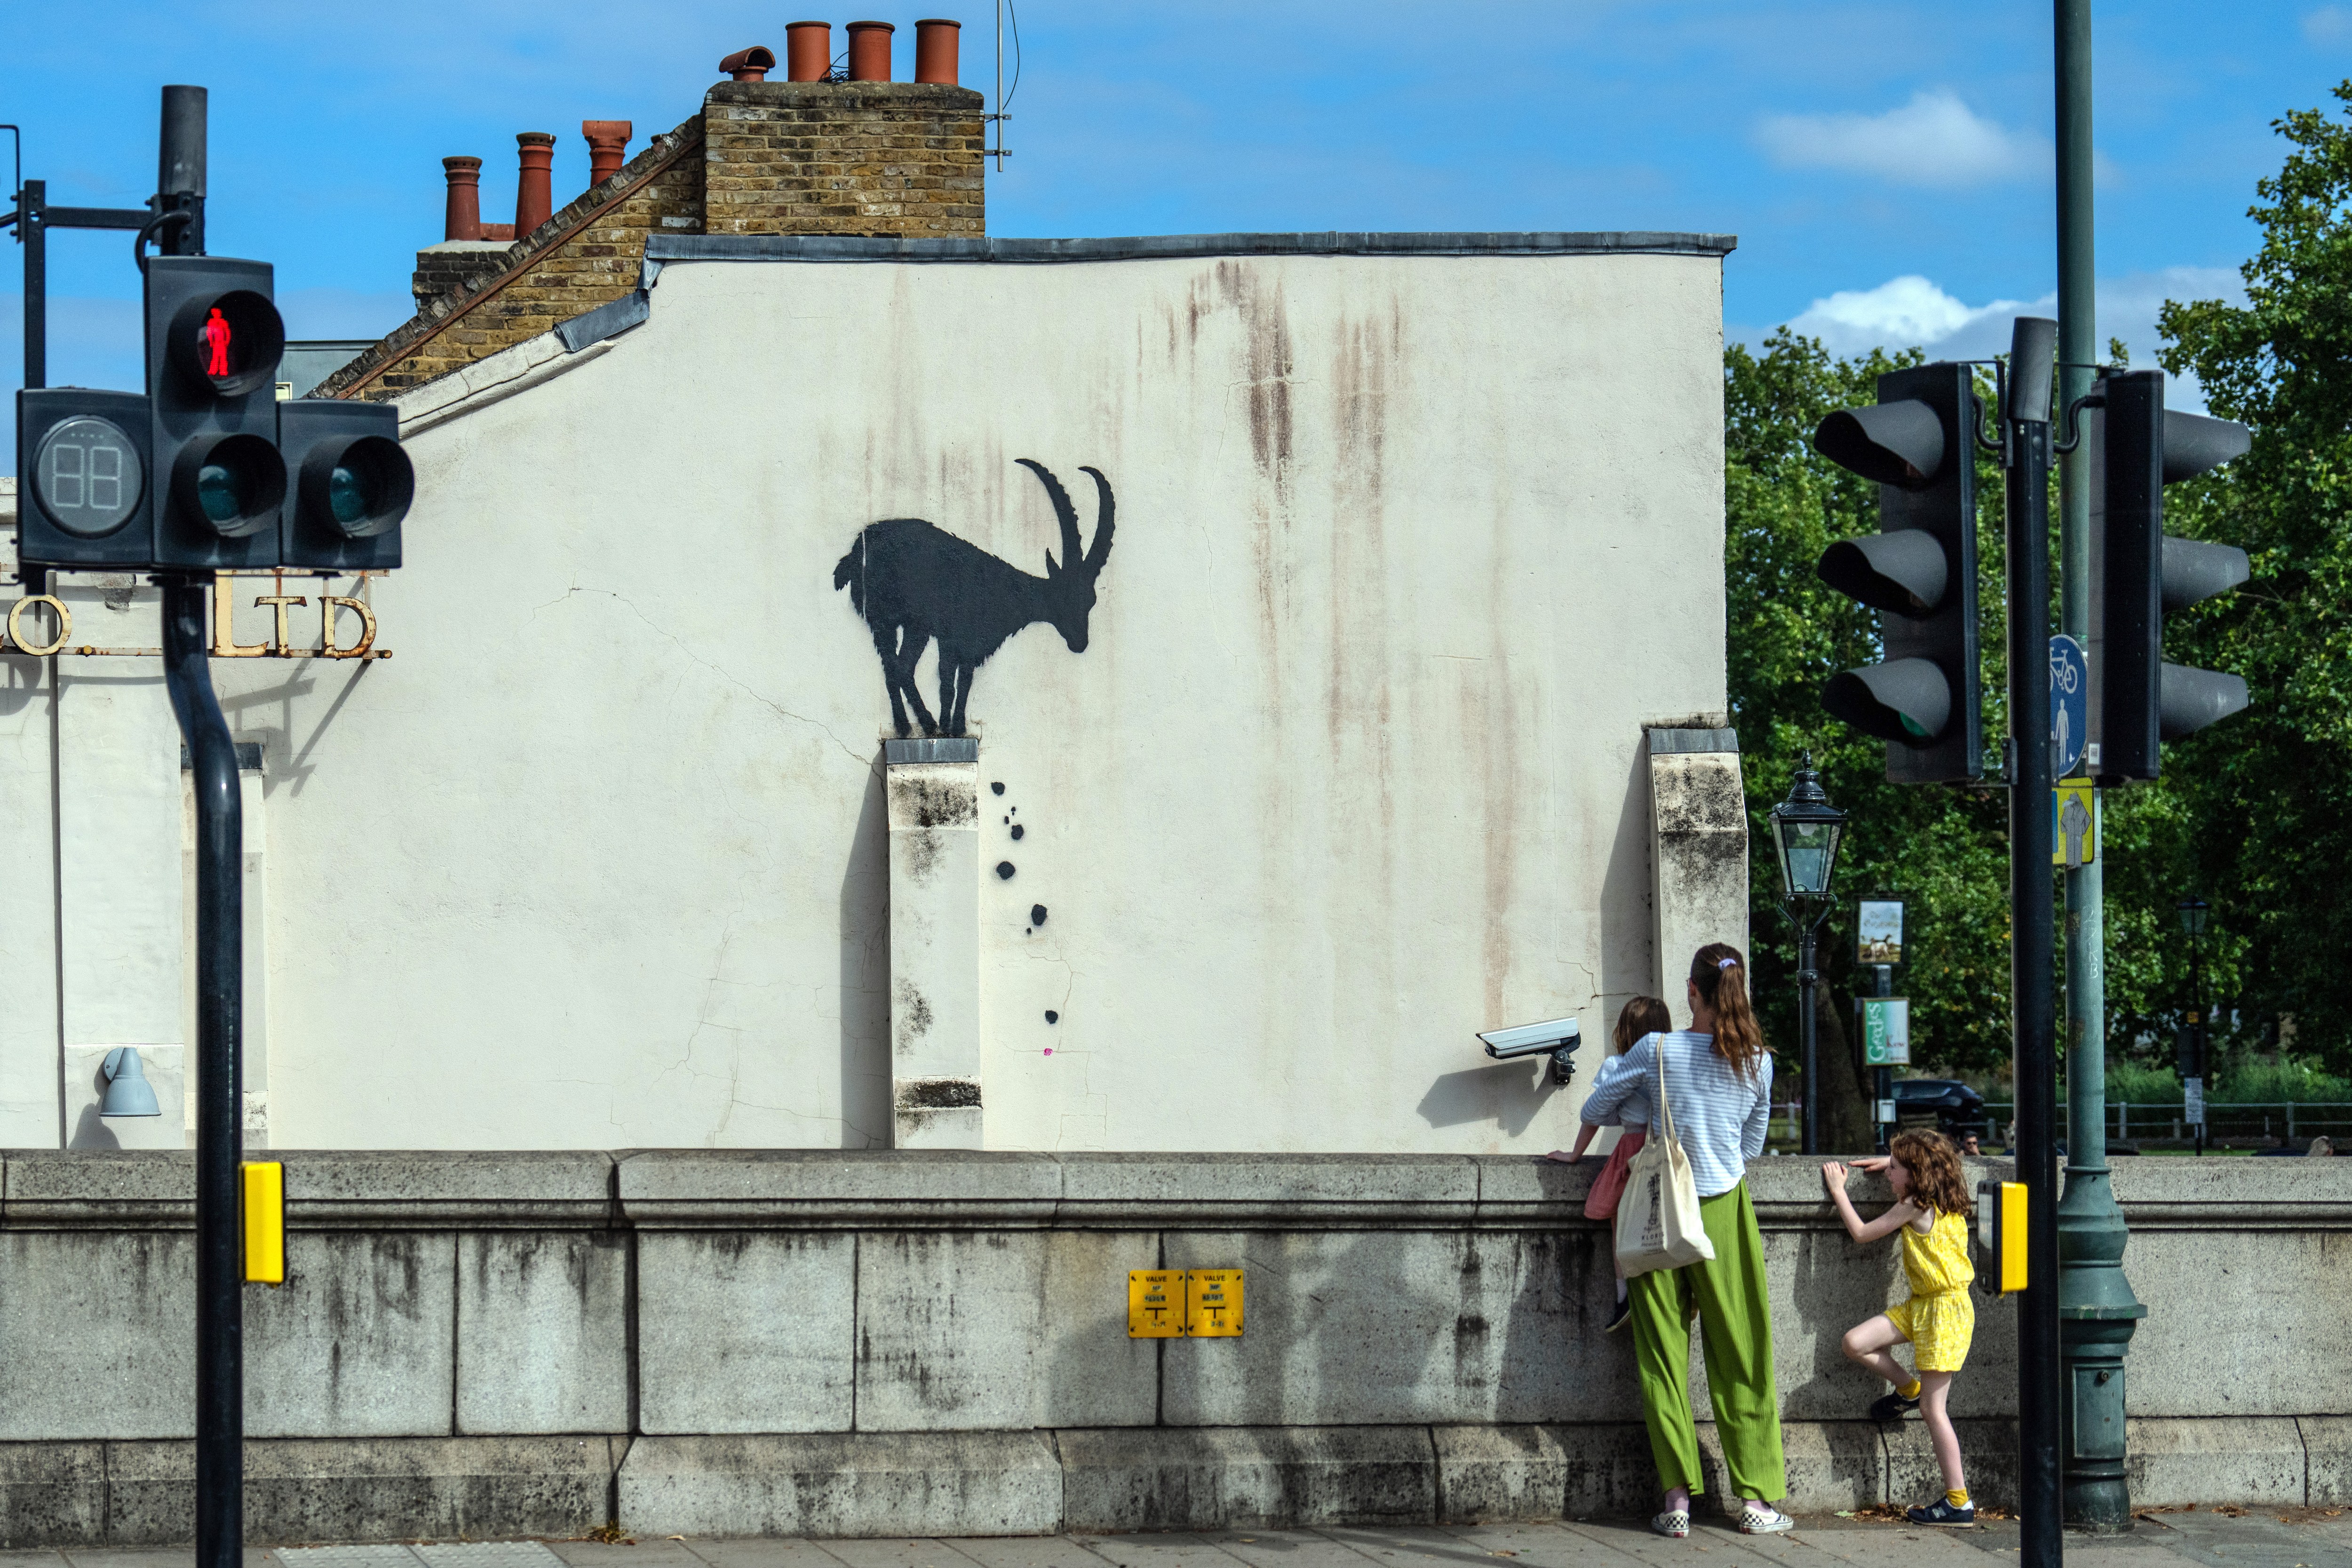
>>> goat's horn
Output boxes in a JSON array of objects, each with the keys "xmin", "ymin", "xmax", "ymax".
[
  {"xmin": 1017, "ymin": 459, "xmax": 1084, "ymax": 575},
  {"xmin": 1079, "ymin": 465, "xmax": 1115, "ymax": 575}
]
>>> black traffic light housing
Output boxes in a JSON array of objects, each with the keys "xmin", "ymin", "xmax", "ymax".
[
  {"xmin": 1812, "ymin": 362, "xmax": 1983, "ymax": 783},
  {"xmin": 278, "ymin": 399, "xmax": 409, "ymax": 571},
  {"xmin": 2089, "ymin": 369, "xmax": 2252, "ymax": 782},
  {"xmin": 146, "ymin": 255, "xmax": 288, "ymax": 570},
  {"xmin": 16, "ymin": 387, "xmax": 157, "ymax": 574}
]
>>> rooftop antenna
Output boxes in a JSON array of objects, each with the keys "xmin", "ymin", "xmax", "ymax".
[{"xmin": 988, "ymin": 0, "xmax": 1018, "ymax": 169}]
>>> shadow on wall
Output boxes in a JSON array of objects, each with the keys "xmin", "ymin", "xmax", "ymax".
[
  {"xmin": 1415, "ymin": 1057, "xmax": 1560, "ymax": 1137},
  {"xmin": 837, "ymin": 758, "xmax": 892, "ymax": 1149}
]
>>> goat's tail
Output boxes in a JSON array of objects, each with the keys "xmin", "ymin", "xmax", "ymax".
[{"xmin": 832, "ymin": 533, "xmax": 866, "ymax": 615}]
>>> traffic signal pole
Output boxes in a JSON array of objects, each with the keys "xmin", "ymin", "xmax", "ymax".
[
  {"xmin": 165, "ymin": 580, "xmax": 245, "ymax": 1568},
  {"xmin": 2003, "ymin": 318, "xmax": 2063, "ymax": 1568},
  {"xmin": 151, "ymin": 88, "xmax": 246, "ymax": 1568},
  {"xmin": 2052, "ymin": 0, "xmax": 2147, "ymax": 1534}
]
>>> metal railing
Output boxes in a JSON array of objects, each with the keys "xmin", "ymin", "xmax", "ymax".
[{"xmin": 1982, "ymin": 1100, "xmax": 2352, "ymax": 1144}]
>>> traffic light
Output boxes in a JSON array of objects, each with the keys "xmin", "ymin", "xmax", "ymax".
[
  {"xmin": 278, "ymin": 400, "xmax": 409, "ymax": 571},
  {"xmin": 1812, "ymin": 362, "xmax": 1983, "ymax": 783},
  {"xmin": 146, "ymin": 255, "xmax": 287, "ymax": 570},
  {"xmin": 2089, "ymin": 369, "xmax": 2253, "ymax": 781},
  {"xmin": 16, "ymin": 388, "xmax": 156, "ymax": 573}
]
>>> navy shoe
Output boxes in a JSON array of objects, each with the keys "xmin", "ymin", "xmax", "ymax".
[
  {"xmin": 1907, "ymin": 1499, "xmax": 1977, "ymax": 1527},
  {"xmin": 1868, "ymin": 1388, "xmax": 1920, "ymax": 1422},
  {"xmin": 1605, "ymin": 1297, "xmax": 1632, "ymax": 1333}
]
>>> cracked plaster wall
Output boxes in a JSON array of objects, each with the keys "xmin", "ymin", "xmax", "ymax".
[{"xmin": 4, "ymin": 251, "xmax": 1730, "ymax": 1151}]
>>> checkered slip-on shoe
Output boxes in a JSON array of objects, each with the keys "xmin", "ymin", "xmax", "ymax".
[
  {"xmin": 1651, "ymin": 1509, "xmax": 1691, "ymax": 1538},
  {"xmin": 1738, "ymin": 1503, "xmax": 1796, "ymax": 1535}
]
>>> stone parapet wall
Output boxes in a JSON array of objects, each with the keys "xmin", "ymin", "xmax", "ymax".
[{"xmin": 0, "ymin": 1152, "xmax": 2336, "ymax": 1543}]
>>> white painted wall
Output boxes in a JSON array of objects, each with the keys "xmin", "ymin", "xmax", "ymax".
[{"xmin": 6, "ymin": 247, "xmax": 1733, "ymax": 1152}]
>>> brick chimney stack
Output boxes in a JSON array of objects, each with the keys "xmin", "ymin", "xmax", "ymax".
[
  {"xmin": 514, "ymin": 132, "xmax": 556, "ymax": 238},
  {"xmin": 582, "ymin": 121, "xmax": 634, "ymax": 188},
  {"xmin": 442, "ymin": 156, "xmax": 484, "ymax": 240}
]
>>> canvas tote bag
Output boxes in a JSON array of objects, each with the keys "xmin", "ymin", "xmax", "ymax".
[{"xmin": 1613, "ymin": 1037, "xmax": 1716, "ymax": 1277}]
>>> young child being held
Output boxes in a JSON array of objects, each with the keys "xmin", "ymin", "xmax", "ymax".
[
  {"xmin": 1822, "ymin": 1129, "xmax": 1979, "ymax": 1526},
  {"xmin": 1547, "ymin": 995, "xmax": 1674, "ymax": 1333}
]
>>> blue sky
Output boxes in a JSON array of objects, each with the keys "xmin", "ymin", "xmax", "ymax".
[{"xmin": 4, "ymin": 0, "xmax": 2345, "ymax": 470}]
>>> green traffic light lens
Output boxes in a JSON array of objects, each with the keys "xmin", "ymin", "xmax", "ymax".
[
  {"xmin": 1899, "ymin": 713, "xmax": 1932, "ymax": 740},
  {"xmin": 197, "ymin": 459, "xmax": 254, "ymax": 525},
  {"xmin": 174, "ymin": 432, "xmax": 286, "ymax": 540},
  {"xmin": 328, "ymin": 463, "xmax": 371, "ymax": 527},
  {"xmin": 306, "ymin": 435, "xmax": 413, "ymax": 541}
]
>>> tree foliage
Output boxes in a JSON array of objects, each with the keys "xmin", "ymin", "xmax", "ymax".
[
  {"xmin": 2150, "ymin": 82, "xmax": 2352, "ymax": 1075},
  {"xmin": 1725, "ymin": 82, "xmax": 2352, "ymax": 1090},
  {"xmin": 1724, "ymin": 331, "xmax": 2015, "ymax": 1090}
]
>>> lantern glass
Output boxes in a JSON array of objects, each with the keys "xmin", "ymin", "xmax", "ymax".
[
  {"xmin": 2179, "ymin": 898, "xmax": 2209, "ymax": 938},
  {"xmin": 1776, "ymin": 816, "xmax": 1844, "ymax": 899}
]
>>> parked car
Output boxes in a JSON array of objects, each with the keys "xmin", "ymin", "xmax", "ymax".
[{"xmin": 1893, "ymin": 1078, "xmax": 1988, "ymax": 1137}]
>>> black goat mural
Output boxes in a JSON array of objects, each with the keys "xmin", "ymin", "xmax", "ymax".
[{"xmin": 833, "ymin": 459, "xmax": 1115, "ymax": 739}]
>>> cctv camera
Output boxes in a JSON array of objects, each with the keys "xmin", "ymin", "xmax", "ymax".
[{"xmin": 1476, "ymin": 1016, "xmax": 1581, "ymax": 1085}]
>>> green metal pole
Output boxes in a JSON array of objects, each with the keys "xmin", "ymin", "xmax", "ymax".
[{"xmin": 2054, "ymin": 0, "xmax": 2146, "ymax": 1532}]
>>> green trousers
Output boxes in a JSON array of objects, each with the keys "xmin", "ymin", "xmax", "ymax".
[{"xmin": 1628, "ymin": 1180, "xmax": 1788, "ymax": 1501}]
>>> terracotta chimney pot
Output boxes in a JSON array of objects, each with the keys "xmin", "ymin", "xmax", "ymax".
[
  {"xmin": 514, "ymin": 132, "xmax": 556, "ymax": 239},
  {"xmin": 786, "ymin": 21, "xmax": 833, "ymax": 81},
  {"xmin": 441, "ymin": 156, "xmax": 484, "ymax": 241},
  {"xmin": 582, "ymin": 120, "xmax": 633, "ymax": 187},
  {"xmin": 846, "ymin": 20, "xmax": 894, "ymax": 81},
  {"xmin": 718, "ymin": 45, "xmax": 777, "ymax": 82},
  {"xmin": 914, "ymin": 19, "xmax": 960, "ymax": 85}
]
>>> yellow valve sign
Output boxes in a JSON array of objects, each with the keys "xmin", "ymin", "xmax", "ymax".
[
  {"xmin": 1128, "ymin": 1269, "xmax": 1184, "ymax": 1337},
  {"xmin": 1975, "ymin": 1179, "xmax": 2026, "ymax": 1296},
  {"xmin": 1127, "ymin": 1269, "xmax": 1244, "ymax": 1337},
  {"xmin": 243, "ymin": 1161, "xmax": 285, "ymax": 1286},
  {"xmin": 1186, "ymin": 1268, "xmax": 1243, "ymax": 1336}
]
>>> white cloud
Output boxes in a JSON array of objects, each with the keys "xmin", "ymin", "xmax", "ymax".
[
  {"xmin": 2306, "ymin": 6, "xmax": 2352, "ymax": 43},
  {"xmin": 1787, "ymin": 276, "xmax": 2032, "ymax": 355},
  {"xmin": 1756, "ymin": 89, "xmax": 2048, "ymax": 186},
  {"xmin": 1768, "ymin": 266, "xmax": 2248, "ymax": 412}
]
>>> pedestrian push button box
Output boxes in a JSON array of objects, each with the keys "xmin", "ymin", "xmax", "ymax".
[{"xmin": 1975, "ymin": 1179, "xmax": 2026, "ymax": 1295}]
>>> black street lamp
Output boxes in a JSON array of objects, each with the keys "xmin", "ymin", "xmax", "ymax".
[
  {"xmin": 1770, "ymin": 753, "xmax": 1847, "ymax": 1155},
  {"xmin": 2179, "ymin": 898, "xmax": 2209, "ymax": 1155}
]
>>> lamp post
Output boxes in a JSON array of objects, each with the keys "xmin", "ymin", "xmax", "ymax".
[{"xmin": 1770, "ymin": 754, "xmax": 1847, "ymax": 1156}]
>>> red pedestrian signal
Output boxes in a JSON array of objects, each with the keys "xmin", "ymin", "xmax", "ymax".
[{"xmin": 202, "ymin": 306, "xmax": 232, "ymax": 377}]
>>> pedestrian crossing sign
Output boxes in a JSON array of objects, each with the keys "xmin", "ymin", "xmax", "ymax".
[{"xmin": 2053, "ymin": 778, "xmax": 2096, "ymax": 868}]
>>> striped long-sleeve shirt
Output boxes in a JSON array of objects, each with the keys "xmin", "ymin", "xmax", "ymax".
[{"xmin": 1578, "ymin": 1030, "xmax": 1774, "ymax": 1197}]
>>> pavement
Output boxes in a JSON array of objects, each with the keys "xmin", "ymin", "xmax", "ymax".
[{"xmin": 9, "ymin": 1512, "xmax": 2352, "ymax": 1568}]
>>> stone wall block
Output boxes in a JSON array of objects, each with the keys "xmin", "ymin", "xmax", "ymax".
[
  {"xmin": 246, "ymin": 1232, "xmax": 456, "ymax": 1438},
  {"xmin": 1057, "ymin": 1425, "xmax": 1437, "ymax": 1532},
  {"xmin": 0, "ymin": 1441, "xmax": 104, "ymax": 1548},
  {"xmin": 1433, "ymin": 1425, "xmax": 1567, "ymax": 1523},
  {"xmin": 2302, "ymin": 1417, "xmax": 2352, "ymax": 1505},
  {"xmin": 2125, "ymin": 1417, "xmax": 2305, "ymax": 1509},
  {"xmin": 636, "ymin": 1231, "xmax": 854, "ymax": 1433},
  {"xmin": 103, "ymin": 1436, "xmax": 614, "ymax": 1544},
  {"xmin": 456, "ymin": 1231, "xmax": 630, "ymax": 1434},
  {"xmin": 1552, "ymin": 1422, "xmax": 1659, "ymax": 1519},
  {"xmin": 1692, "ymin": 1419, "xmax": 1882, "ymax": 1514},
  {"xmin": 855, "ymin": 1230, "xmax": 1042, "ymax": 1431},
  {"xmin": 1034, "ymin": 1229, "xmax": 1160, "ymax": 1428},
  {"xmin": 0, "ymin": 1230, "xmax": 197, "ymax": 1439},
  {"xmin": 1160, "ymin": 1229, "xmax": 1621, "ymax": 1427},
  {"xmin": 619, "ymin": 1432, "xmax": 1058, "ymax": 1538}
]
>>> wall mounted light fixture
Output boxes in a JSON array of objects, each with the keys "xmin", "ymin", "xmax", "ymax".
[{"xmin": 99, "ymin": 1047, "xmax": 162, "ymax": 1117}]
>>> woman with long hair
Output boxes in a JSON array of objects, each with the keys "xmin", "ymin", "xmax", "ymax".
[{"xmin": 1576, "ymin": 942, "xmax": 1789, "ymax": 1536}]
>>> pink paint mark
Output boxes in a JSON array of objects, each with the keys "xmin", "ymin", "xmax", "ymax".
[{"xmin": 1042, "ymin": 1048, "xmax": 1054, "ymax": 1056}]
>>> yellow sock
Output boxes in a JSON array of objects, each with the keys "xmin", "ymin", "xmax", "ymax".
[
  {"xmin": 1899, "ymin": 1379, "xmax": 1922, "ymax": 1399},
  {"xmin": 1947, "ymin": 1489, "xmax": 1971, "ymax": 1508}
]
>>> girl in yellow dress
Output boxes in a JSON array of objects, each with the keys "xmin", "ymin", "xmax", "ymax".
[{"xmin": 1823, "ymin": 1129, "xmax": 1978, "ymax": 1526}]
